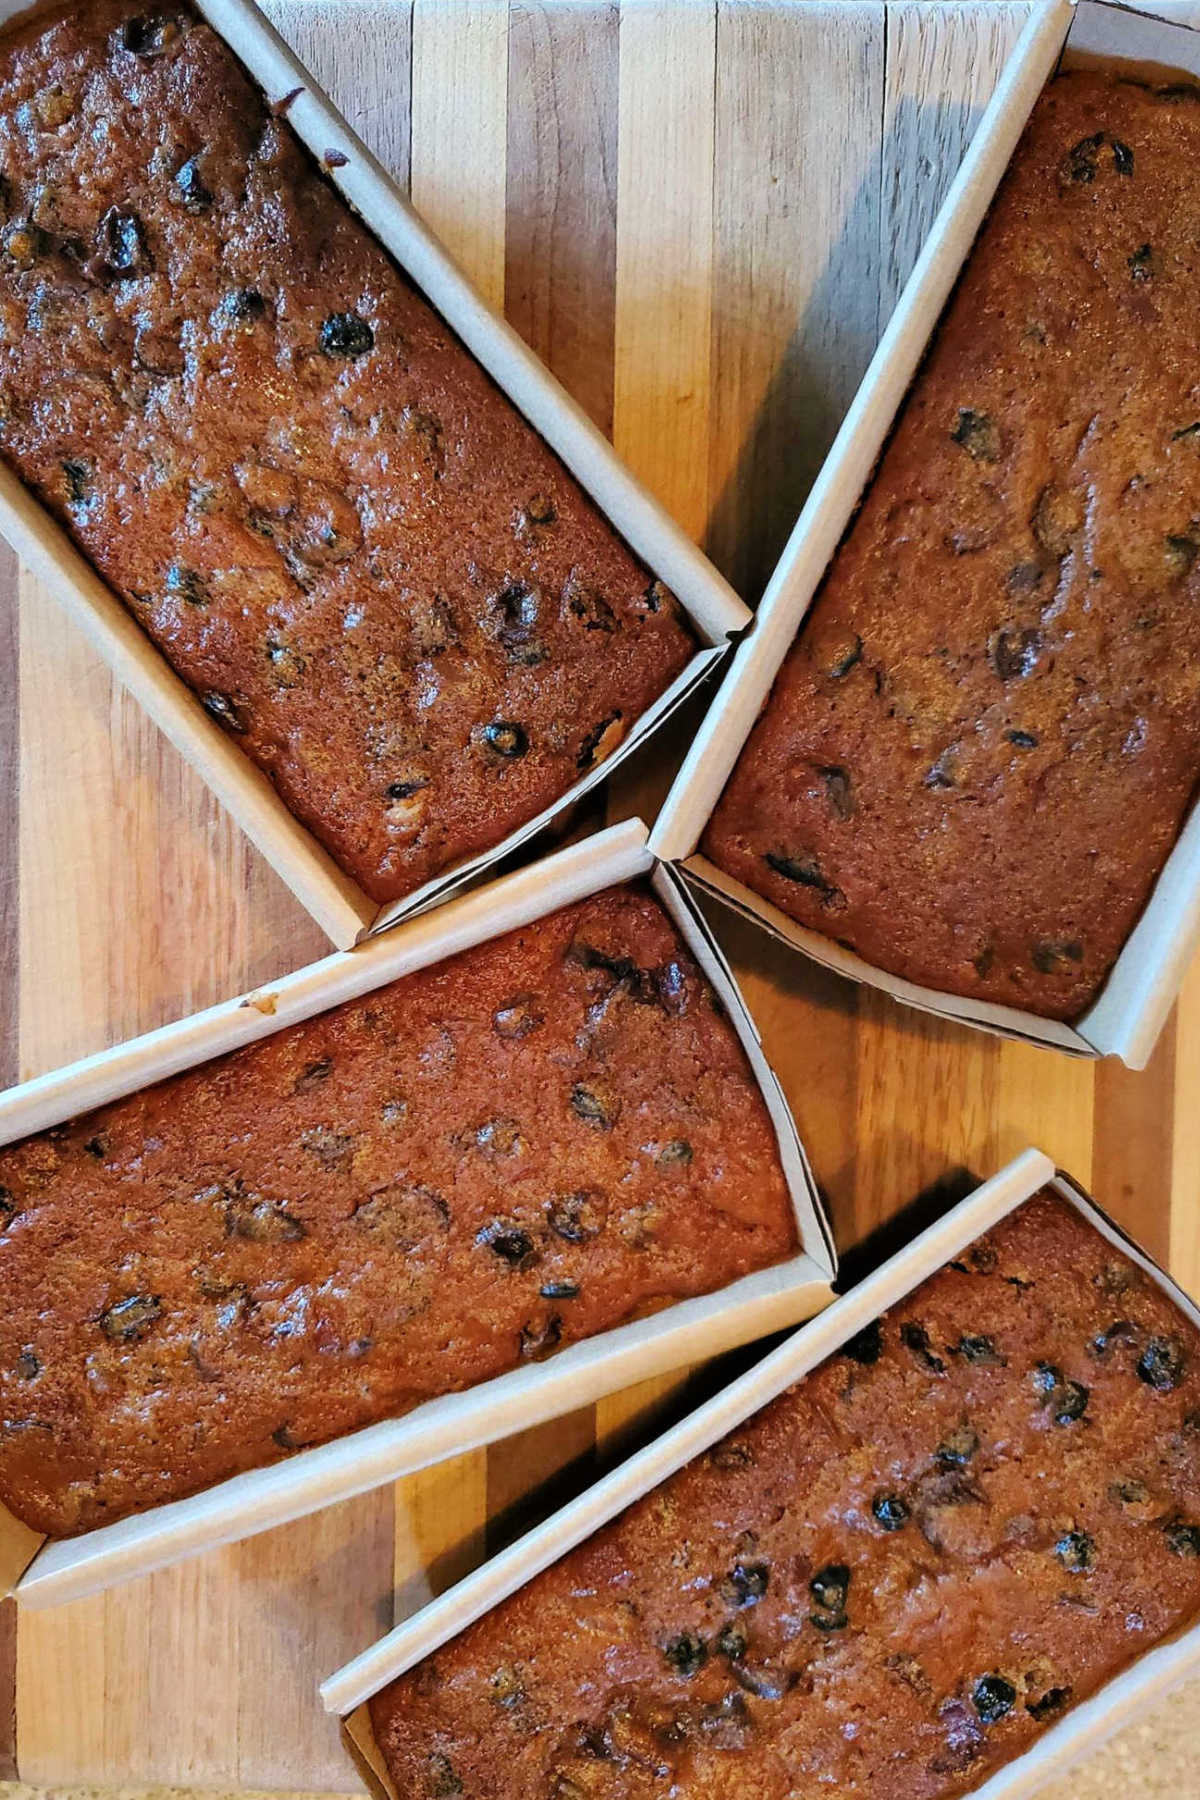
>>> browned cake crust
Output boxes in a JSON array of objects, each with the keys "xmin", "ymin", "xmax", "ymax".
[
  {"xmin": 0, "ymin": 885, "xmax": 794, "ymax": 1538},
  {"xmin": 372, "ymin": 1192, "xmax": 1200, "ymax": 1800},
  {"xmin": 0, "ymin": 3, "xmax": 694, "ymax": 904},
  {"xmin": 705, "ymin": 73, "xmax": 1200, "ymax": 1020}
]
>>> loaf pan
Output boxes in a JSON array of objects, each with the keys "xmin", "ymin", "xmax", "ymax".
[
  {"xmin": 0, "ymin": 0, "xmax": 750, "ymax": 949},
  {"xmin": 0, "ymin": 817, "xmax": 833, "ymax": 1608},
  {"xmin": 651, "ymin": 0, "xmax": 1200, "ymax": 1070},
  {"xmin": 321, "ymin": 1145, "xmax": 1200, "ymax": 1800}
]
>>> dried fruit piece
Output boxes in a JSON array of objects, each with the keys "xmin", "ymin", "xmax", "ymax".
[
  {"xmin": 476, "ymin": 1220, "xmax": 537, "ymax": 1268},
  {"xmin": 564, "ymin": 574, "xmax": 617, "ymax": 633},
  {"xmin": 539, "ymin": 1280, "xmax": 580, "ymax": 1301},
  {"xmin": 1165, "ymin": 534, "xmax": 1199, "ymax": 578},
  {"xmin": 493, "ymin": 994, "xmax": 543, "ymax": 1040},
  {"xmin": 763, "ymin": 851, "xmax": 843, "ymax": 906},
  {"xmin": 990, "ymin": 627, "xmax": 1043, "ymax": 682},
  {"xmin": 1137, "ymin": 1335, "xmax": 1187, "ymax": 1391},
  {"xmin": 99, "ymin": 1293, "xmax": 163, "ymax": 1342},
  {"xmin": 2, "ymin": 221, "xmax": 45, "ymax": 267},
  {"xmin": 481, "ymin": 721, "xmax": 529, "ymax": 758},
  {"xmin": 1063, "ymin": 132, "xmax": 1104, "ymax": 183},
  {"xmin": 1031, "ymin": 940, "xmax": 1083, "ymax": 975},
  {"xmin": 1128, "ymin": 242, "xmax": 1155, "ymax": 282},
  {"xmin": 519, "ymin": 1314, "xmax": 562, "ymax": 1360},
  {"xmin": 663, "ymin": 1632, "xmax": 707, "ymax": 1678},
  {"xmin": 355, "ymin": 1183, "xmax": 449, "ymax": 1250},
  {"xmin": 1056, "ymin": 1531, "xmax": 1095, "ymax": 1572},
  {"xmin": 166, "ymin": 563, "xmax": 209, "ymax": 607},
  {"xmin": 1007, "ymin": 728, "xmax": 1038, "ymax": 749},
  {"xmin": 809, "ymin": 1562, "xmax": 850, "ymax": 1631},
  {"xmin": 225, "ymin": 1188, "xmax": 306, "ymax": 1242},
  {"xmin": 951, "ymin": 408, "xmax": 1001, "ymax": 462},
  {"xmin": 97, "ymin": 207, "xmax": 150, "ymax": 279},
  {"xmin": 1027, "ymin": 1686, "xmax": 1072, "ymax": 1722},
  {"xmin": 425, "ymin": 1753, "xmax": 462, "ymax": 1798},
  {"xmin": 571, "ymin": 1083, "xmax": 618, "ymax": 1129},
  {"xmin": 174, "ymin": 156, "xmax": 214, "ymax": 212},
  {"xmin": 15, "ymin": 1350, "xmax": 39, "ymax": 1380},
  {"xmin": 201, "ymin": 691, "xmax": 247, "ymax": 734},
  {"xmin": 321, "ymin": 311, "xmax": 374, "ymax": 357},
  {"xmin": 955, "ymin": 1334, "xmax": 1005, "ymax": 1366},
  {"xmin": 872, "ymin": 1492, "xmax": 909, "ymax": 1531},
  {"xmin": 547, "ymin": 1191, "xmax": 602, "ymax": 1242},
  {"xmin": 222, "ymin": 287, "xmax": 267, "ymax": 322},
  {"xmin": 901, "ymin": 1321, "xmax": 946, "ymax": 1373},
  {"xmin": 577, "ymin": 712, "xmax": 626, "ymax": 770},
  {"xmin": 121, "ymin": 13, "xmax": 184, "ymax": 56},
  {"xmin": 299, "ymin": 1126, "xmax": 354, "ymax": 1171},
  {"xmin": 1032, "ymin": 483, "xmax": 1083, "ymax": 559},
  {"xmin": 62, "ymin": 458, "xmax": 93, "ymax": 508},
  {"xmin": 1165, "ymin": 1520, "xmax": 1200, "ymax": 1558},
  {"xmin": 972, "ymin": 1674, "xmax": 1017, "ymax": 1723},
  {"xmin": 936, "ymin": 1423, "xmax": 980, "ymax": 1467},
  {"xmin": 1112, "ymin": 139, "xmax": 1134, "ymax": 175},
  {"xmin": 827, "ymin": 634, "xmax": 862, "ymax": 679},
  {"xmin": 719, "ymin": 1561, "xmax": 769, "ymax": 1607}
]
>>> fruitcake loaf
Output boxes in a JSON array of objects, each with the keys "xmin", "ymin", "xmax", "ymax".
[
  {"xmin": 371, "ymin": 1190, "xmax": 1200, "ymax": 1800},
  {"xmin": 0, "ymin": 884, "xmax": 796, "ymax": 1538},
  {"xmin": 0, "ymin": 2, "xmax": 694, "ymax": 904},
  {"xmin": 705, "ymin": 72, "xmax": 1200, "ymax": 1020}
]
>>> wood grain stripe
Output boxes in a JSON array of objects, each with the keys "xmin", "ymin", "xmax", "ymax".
[
  {"xmin": 505, "ymin": 2, "xmax": 619, "ymax": 435},
  {"xmin": 1092, "ymin": 1027, "xmax": 1176, "ymax": 1266}
]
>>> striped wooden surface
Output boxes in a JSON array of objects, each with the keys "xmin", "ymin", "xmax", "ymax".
[{"xmin": 1, "ymin": 1, "xmax": 1198, "ymax": 1787}]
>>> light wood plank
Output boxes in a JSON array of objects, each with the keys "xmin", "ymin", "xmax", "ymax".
[
  {"xmin": 612, "ymin": 1, "xmax": 716, "ymax": 544},
  {"xmin": 410, "ymin": 0, "xmax": 510, "ymax": 309}
]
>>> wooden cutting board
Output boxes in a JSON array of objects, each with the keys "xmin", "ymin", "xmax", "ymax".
[{"xmin": 2, "ymin": 0, "xmax": 1199, "ymax": 1787}]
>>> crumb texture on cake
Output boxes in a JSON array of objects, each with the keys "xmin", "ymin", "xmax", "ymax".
[
  {"xmin": 0, "ymin": 1, "xmax": 694, "ymax": 903},
  {"xmin": 706, "ymin": 73, "xmax": 1200, "ymax": 1020},
  {"xmin": 372, "ymin": 1191, "xmax": 1200, "ymax": 1800},
  {"xmin": 0, "ymin": 885, "xmax": 795, "ymax": 1537}
]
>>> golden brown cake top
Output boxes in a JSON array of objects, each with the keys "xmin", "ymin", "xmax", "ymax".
[
  {"xmin": 706, "ymin": 72, "xmax": 1200, "ymax": 1020},
  {"xmin": 0, "ymin": 1, "xmax": 694, "ymax": 902},
  {"xmin": 0, "ymin": 885, "xmax": 795, "ymax": 1537},
  {"xmin": 372, "ymin": 1191, "xmax": 1200, "ymax": 1800}
]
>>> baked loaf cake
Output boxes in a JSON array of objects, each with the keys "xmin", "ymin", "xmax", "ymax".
[
  {"xmin": 706, "ymin": 73, "xmax": 1200, "ymax": 1020},
  {"xmin": 0, "ymin": 2, "xmax": 695, "ymax": 904},
  {"xmin": 0, "ymin": 884, "xmax": 795, "ymax": 1537},
  {"xmin": 372, "ymin": 1191, "xmax": 1200, "ymax": 1800}
]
